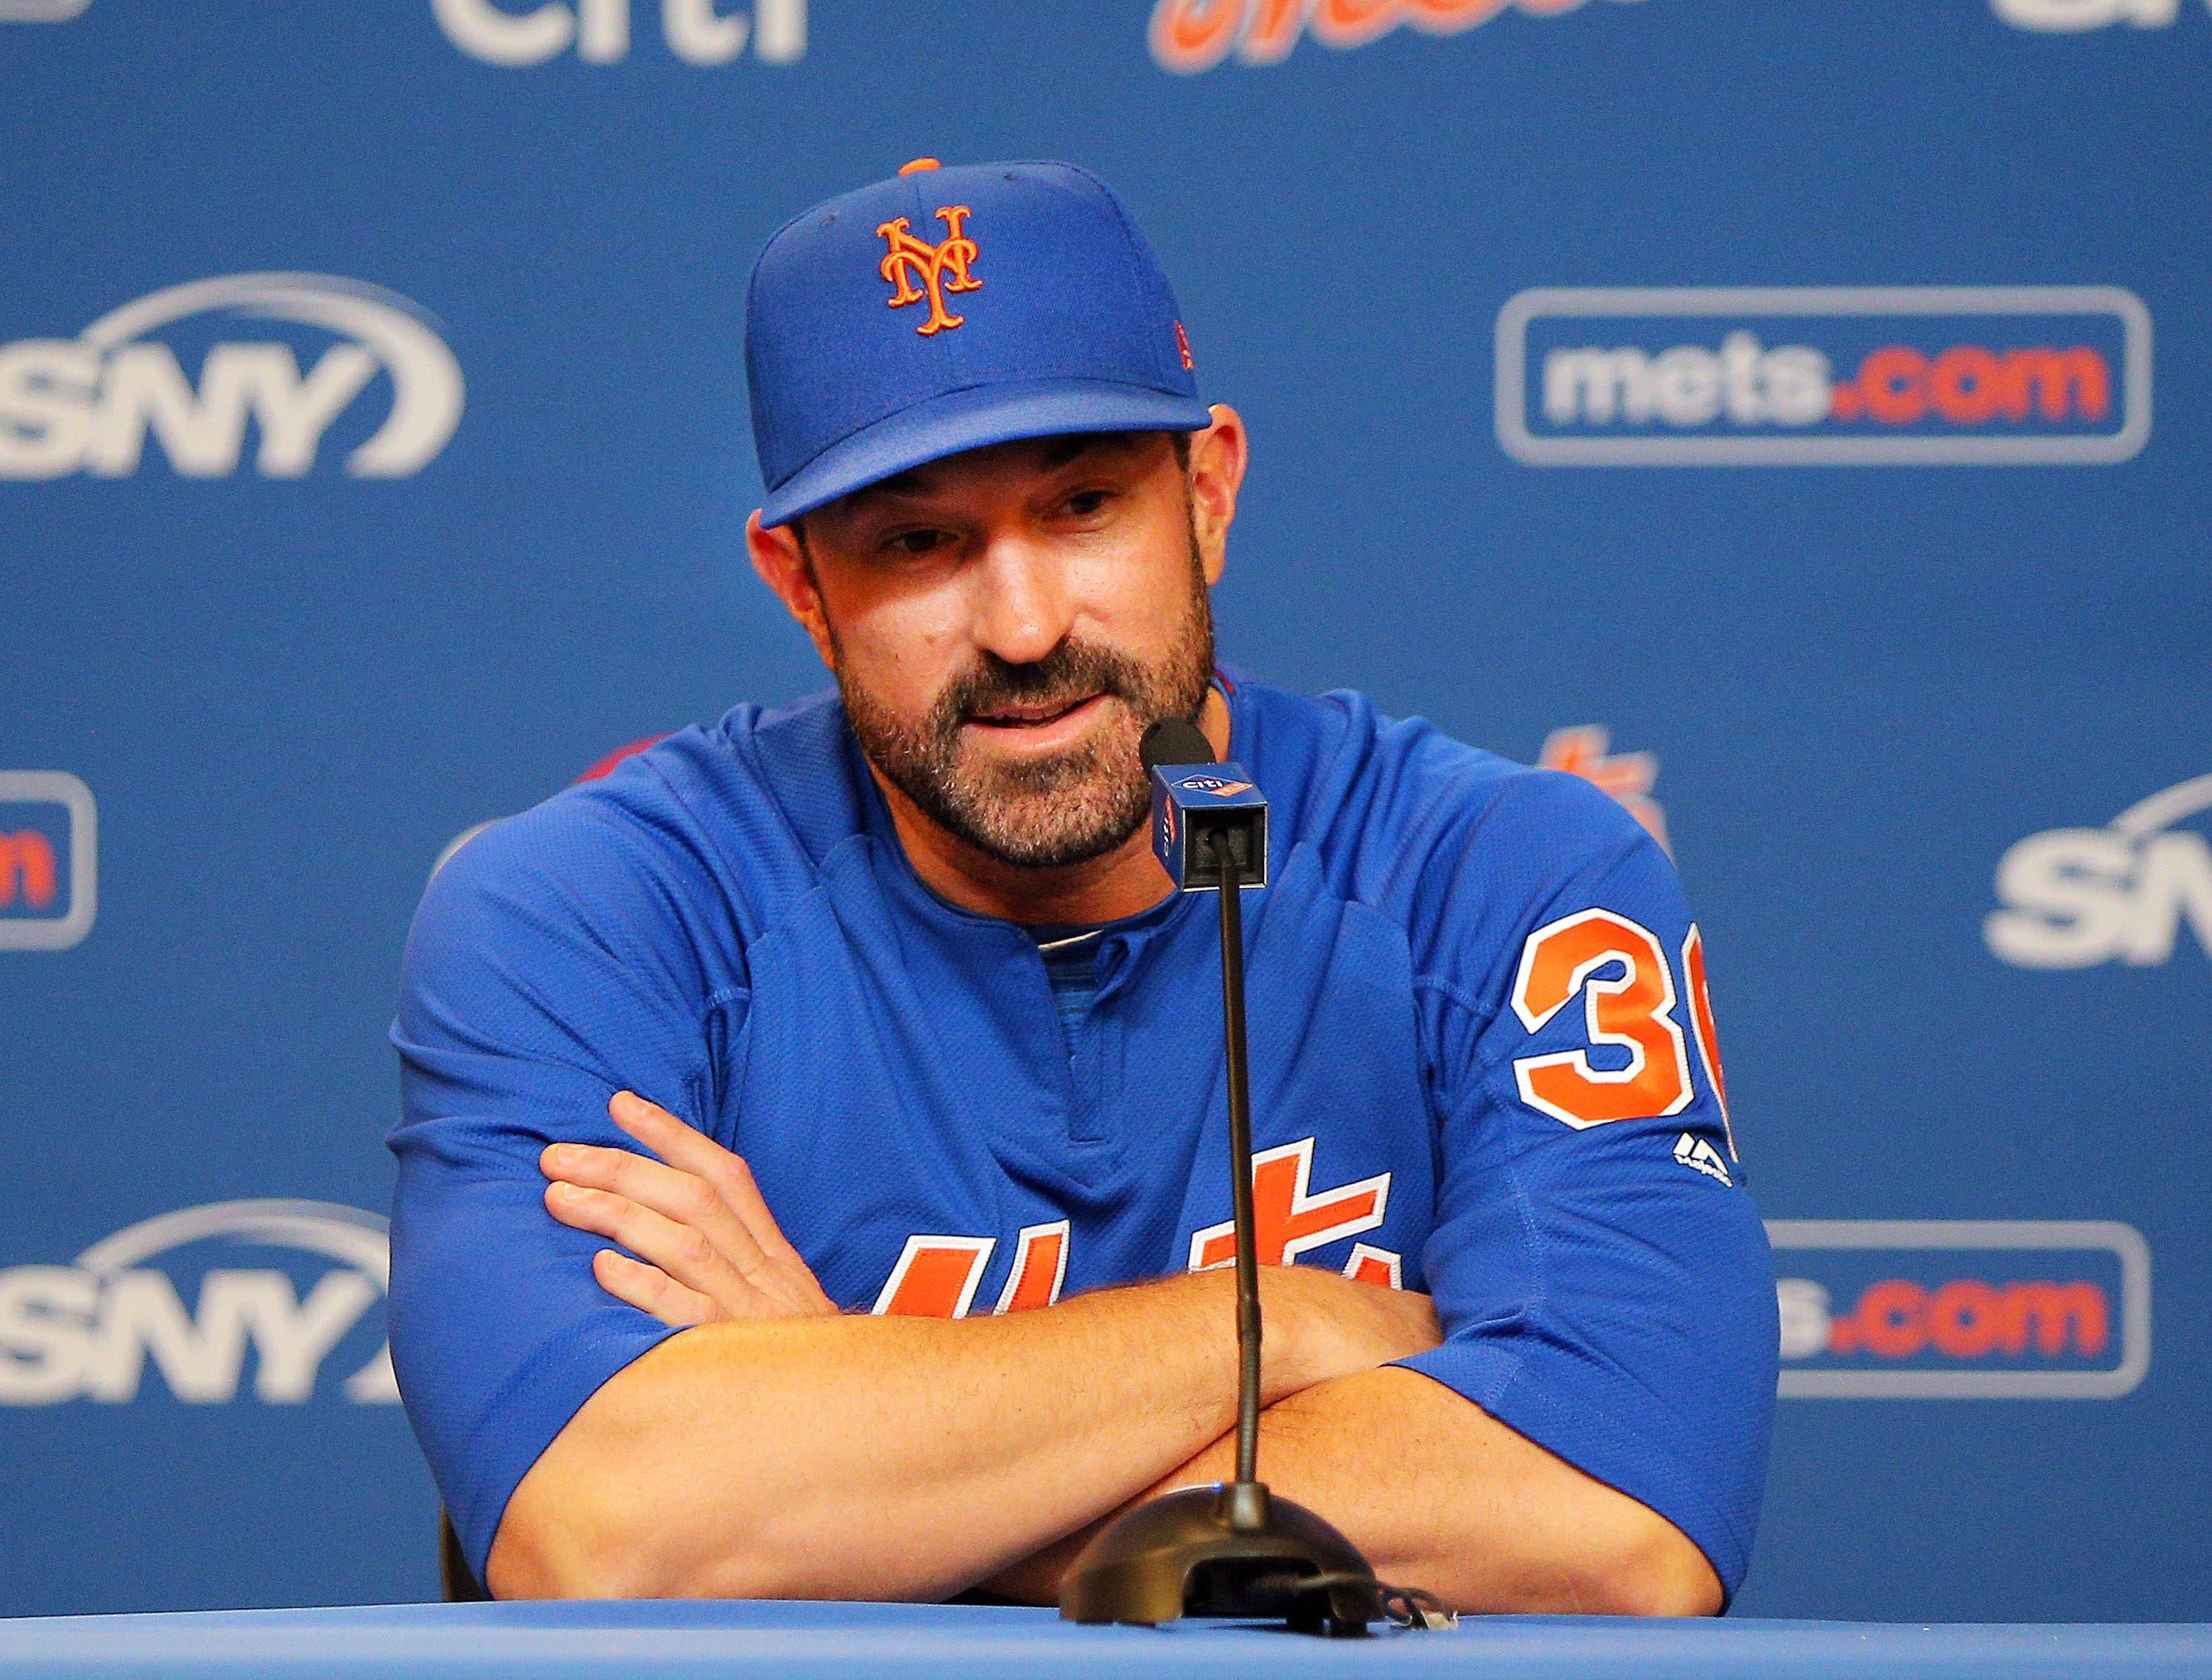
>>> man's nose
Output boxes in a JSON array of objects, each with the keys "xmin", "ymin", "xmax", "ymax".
[{"xmin": 969, "ymin": 533, "xmax": 1077, "ymax": 668}]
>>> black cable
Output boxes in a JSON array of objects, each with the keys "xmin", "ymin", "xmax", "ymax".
[{"xmin": 1263, "ymin": 1571, "xmax": 1459, "ymax": 1632}]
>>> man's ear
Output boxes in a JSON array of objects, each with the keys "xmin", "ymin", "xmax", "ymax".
[
  {"xmin": 746, "ymin": 509, "xmax": 837, "ymax": 672},
  {"xmin": 1186, "ymin": 404, "xmax": 1248, "ymax": 589}
]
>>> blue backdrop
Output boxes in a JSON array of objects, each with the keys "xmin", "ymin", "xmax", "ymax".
[{"xmin": 2, "ymin": 0, "xmax": 2205, "ymax": 1623}]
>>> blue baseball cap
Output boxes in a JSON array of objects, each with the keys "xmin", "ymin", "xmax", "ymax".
[{"xmin": 746, "ymin": 159, "xmax": 1211, "ymax": 528}]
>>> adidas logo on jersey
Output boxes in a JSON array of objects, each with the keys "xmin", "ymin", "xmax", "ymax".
[{"xmin": 1673, "ymin": 1132, "xmax": 1732, "ymax": 1187}]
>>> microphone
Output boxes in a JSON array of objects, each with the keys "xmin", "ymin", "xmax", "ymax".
[
  {"xmin": 1137, "ymin": 713, "xmax": 1212, "ymax": 769},
  {"xmin": 1060, "ymin": 717, "xmax": 1380, "ymax": 1636},
  {"xmin": 1140, "ymin": 717, "xmax": 1268, "ymax": 896}
]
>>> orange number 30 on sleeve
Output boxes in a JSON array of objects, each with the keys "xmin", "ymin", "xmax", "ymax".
[{"xmin": 1509, "ymin": 908, "xmax": 1698, "ymax": 1129}]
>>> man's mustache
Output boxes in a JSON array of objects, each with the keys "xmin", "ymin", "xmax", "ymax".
[{"xmin": 935, "ymin": 643, "xmax": 1149, "ymax": 733}]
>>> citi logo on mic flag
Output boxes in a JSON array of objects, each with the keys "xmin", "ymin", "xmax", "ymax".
[
  {"xmin": 1770, "ymin": 1221, "xmax": 2150, "ymax": 1399},
  {"xmin": 0, "ymin": 273, "xmax": 464, "ymax": 480},
  {"xmin": 1152, "ymin": 759, "xmax": 1269, "ymax": 891},
  {"xmin": 0, "ymin": 772, "xmax": 95, "ymax": 952},
  {"xmin": 1496, "ymin": 287, "xmax": 2150, "ymax": 466},
  {"xmin": 0, "ymin": 1201, "xmax": 400, "ymax": 1407}
]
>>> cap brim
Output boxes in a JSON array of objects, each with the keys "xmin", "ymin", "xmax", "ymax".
[{"xmin": 758, "ymin": 378, "xmax": 1213, "ymax": 528}]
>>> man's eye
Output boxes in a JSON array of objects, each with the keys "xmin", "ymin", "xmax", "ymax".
[
  {"xmin": 885, "ymin": 529, "xmax": 949, "ymax": 557},
  {"xmin": 1065, "ymin": 490, "xmax": 1113, "ymax": 517}
]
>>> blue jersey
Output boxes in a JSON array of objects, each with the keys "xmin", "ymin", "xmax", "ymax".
[{"xmin": 389, "ymin": 673, "xmax": 1778, "ymax": 1597}]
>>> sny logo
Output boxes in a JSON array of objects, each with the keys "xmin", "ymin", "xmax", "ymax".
[
  {"xmin": 432, "ymin": 0, "xmax": 804, "ymax": 65},
  {"xmin": 1987, "ymin": 773, "xmax": 2212, "ymax": 968},
  {"xmin": 1497, "ymin": 287, "xmax": 2148, "ymax": 466},
  {"xmin": 0, "ymin": 273, "xmax": 463, "ymax": 480},
  {"xmin": 878, "ymin": 207, "xmax": 983, "ymax": 337},
  {"xmin": 0, "ymin": 772, "xmax": 95, "ymax": 952},
  {"xmin": 1768, "ymin": 1220, "xmax": 2149, "ymax": 1398},
  {"xmin": 0, "ymin": 1200, "xmax": 400, "ymax": 1406},
  {"xmin": 1150, "ymin": 0, "xmax": 1646, "ymax": 73}
]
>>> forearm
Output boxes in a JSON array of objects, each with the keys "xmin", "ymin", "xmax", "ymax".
[
  {"xmin": 988, "ymin": 1367, "xmax": 1722, "ymax": 1616},
  {"xmin": 491, "ymin": 1269, "xmax": 1291, "ymax": 1600}
]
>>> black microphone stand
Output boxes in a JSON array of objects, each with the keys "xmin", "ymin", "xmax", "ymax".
[
  {"xmin": 1218, "ymin": 844, "xmax": 1265, "ymax": 1497},
  {"xmin": 1059, "ymin": 799, "xmax": 1381, "ymax": 1636}
]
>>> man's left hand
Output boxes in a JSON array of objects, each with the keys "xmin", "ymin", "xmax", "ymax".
[{"xmin": 539, "ymin": 1090, "xmax": 838, "ymax": 1327}]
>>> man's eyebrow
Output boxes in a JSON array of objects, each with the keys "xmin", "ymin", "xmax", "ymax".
[
  {"xmin": 1036, "ymin": 432, "xmax": 1124, "ymax": 470},
  {"xmin": 837, "ymin": 469, "xmax": 928, "ymax": 515}
]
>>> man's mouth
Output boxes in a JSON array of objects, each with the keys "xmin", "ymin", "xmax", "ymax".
[{"xmin": 965, "ymin": 692, "xmax": 1108, "ymax": 733}]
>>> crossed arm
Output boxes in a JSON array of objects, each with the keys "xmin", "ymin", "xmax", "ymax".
[{"xmin": 485, "ymin": 1092, "xmax": 1722, "ymax": 1615}]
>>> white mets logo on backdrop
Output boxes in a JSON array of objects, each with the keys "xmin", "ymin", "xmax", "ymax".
[
  {"xmin": 0, "ymin": 1200, "xmax": 399, "ymax": 1406},
  {"xmin": 1495, "ymin": 287, "xmax": 2149, "ymax": 466},
  {"xmin": 0, "ymin": 274, "xmax": 463, "ymax": 480},
  {"xmin": 1987, "ymin": 773, "xmax": 2212, "ymax": 969}
]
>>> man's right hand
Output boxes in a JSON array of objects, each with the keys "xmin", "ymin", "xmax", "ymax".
[{"xmin": 970, "ymin": 1269, "xmax": 1441, "ymax": 1605}]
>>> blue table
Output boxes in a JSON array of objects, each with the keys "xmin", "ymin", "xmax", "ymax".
[{"xmin": 0, "ymin": 1602, "xmax": 2206, "ymax": 1680}]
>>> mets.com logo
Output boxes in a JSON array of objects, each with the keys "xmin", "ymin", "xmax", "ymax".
[
  {"xmin": 1497, "ymin": 287, "xmax": 2150, "ymax": 466},
  {"xmin": 0, "ymin": 273, "xmax": 463, "ymax": 480},
  {"xmin": 1770, "ymin": 1220, "xmax": 2149, "ymax": 1398},
  {"xmin": 1987, "ymin": 772, "xmax": 2212, "ymax": 969},
  {"xmin": 0, "ymin": 771, "xmax": 95, "ymax": 952},
  {"xmin": 1151, "ymin": 0, "xmax": 1642, "ymax": 71},
  {"xmin": 0, "ymin": 1201, "xmax": 398, "ymax": 1406}
]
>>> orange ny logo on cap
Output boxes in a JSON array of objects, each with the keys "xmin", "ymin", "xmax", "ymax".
[{"xmin": 877, "ymin": 205, "xmax": 982, "ymax": 337}]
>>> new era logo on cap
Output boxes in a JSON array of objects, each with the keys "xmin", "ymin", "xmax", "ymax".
[{"xmin": 746, "ymin": 158, "xmax": 1211, "ymax": 526}]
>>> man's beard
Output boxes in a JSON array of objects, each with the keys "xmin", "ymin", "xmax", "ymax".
[{"xmin": 832, "ymin": 543, "xmax": 1215, "ymax": 871}]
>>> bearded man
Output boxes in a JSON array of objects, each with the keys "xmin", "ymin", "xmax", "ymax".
[{"xmin": 388, "ymin": 159, "xmax": 1777, "ymax": 1614}]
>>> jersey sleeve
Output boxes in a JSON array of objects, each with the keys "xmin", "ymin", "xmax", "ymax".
[
  {"xmin": 386, "ymin": 795, "xmax": 724, "ymax": 1584},
  {"xmin": 1391, "ymin": 770, "xmax": 1778, "ymax": 1604}
]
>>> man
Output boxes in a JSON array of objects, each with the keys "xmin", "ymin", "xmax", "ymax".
[{"xmin": 389, "ymin": 159, "xmax": 1777, "ymax": 1613}]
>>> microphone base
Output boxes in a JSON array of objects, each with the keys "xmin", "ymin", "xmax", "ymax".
[{"xmin": 1057, "ymin": 1481, "xmax": 1379, "ymax": 1636}]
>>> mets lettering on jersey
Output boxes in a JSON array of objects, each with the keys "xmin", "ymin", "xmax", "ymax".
[{"xmin": 389, "ymin": 673, "xmax": 1778, "ymax": 1598}]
